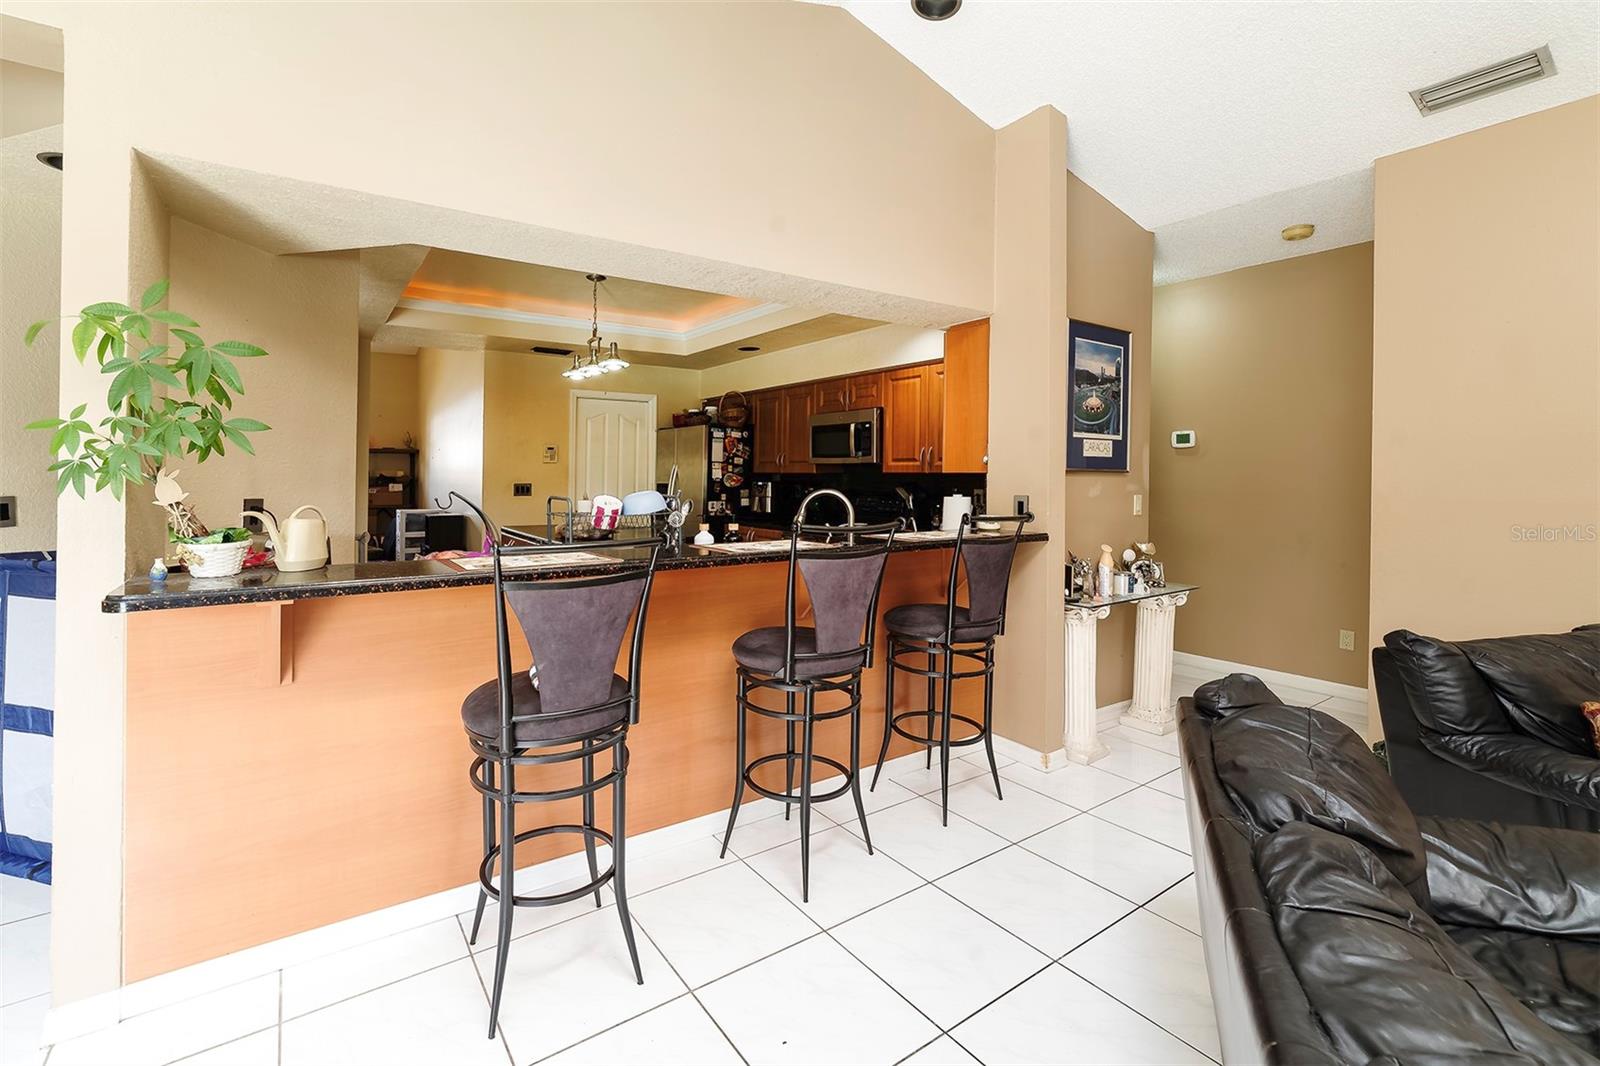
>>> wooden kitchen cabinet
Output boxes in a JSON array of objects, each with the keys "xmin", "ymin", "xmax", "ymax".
[
  {"xmin": 925, "ymin": 362, "xmax": 945, "ymax": 472},
  {"xmin": 814, "ymin": 371, "xmax": 884, "ymax": 414},
  {"xmin": 780, "ymin": 384, "xmax": 815, "ymax": 473},
  {"xmin": 751, "ymin": 389, "xmax": 784, "ymax": 474},
  {"xmin": 814, "ymin": 377, "xmax": 850, "ymax": 414},
  {"xmin": 941, "ymin": 319, "xmax": 989, "ymax": 473},
  {"xmin": 882, "ymin": 363, "xmax": 937, "ymax": 472}
]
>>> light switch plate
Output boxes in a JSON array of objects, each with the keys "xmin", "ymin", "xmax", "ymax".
[{"xmin": 1132, "ymin": 493, "xmax": 1143, "ymax": 516}]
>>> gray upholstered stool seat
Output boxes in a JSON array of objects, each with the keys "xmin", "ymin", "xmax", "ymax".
[
  {"xmin": 461, "ymin": 673, "xmax": 631, "ymax": 744},
  {"xmin": 732, "ymin": 626, "xmax": 867, "ymax": 679},
  {"xmin": 884, "ymin": 603, "xmax": 1000, "ymax": 643}
]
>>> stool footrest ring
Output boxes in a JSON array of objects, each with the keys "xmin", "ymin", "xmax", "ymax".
[
  {"xmin": 477, "ymin": 824, "xmax": 615, "ymax": 906},
  {"xmin": 888, "ymin": 709, "xmax": 987, "ymax": 749},
  {"xmin": 742, "ymin": 751, "xmax": 853, "ymax": 804}
]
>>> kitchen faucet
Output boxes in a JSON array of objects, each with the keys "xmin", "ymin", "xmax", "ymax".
[{"xmin": 794, "ymin": 488, "xmax": 856, "ymax": 543}]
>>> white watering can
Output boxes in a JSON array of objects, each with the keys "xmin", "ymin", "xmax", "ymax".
[{"xmin": 241, "ymin": 505, "xmax": 329, "ymax": 572}]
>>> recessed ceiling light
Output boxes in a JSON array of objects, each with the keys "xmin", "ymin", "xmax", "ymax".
[
  {"xmin": 1280, "ymin": 223, "xmax": 1315, "ymax": 242},
  {"xmin": 738, "ymin": 345, "xmax": 761, "ymax": 352},
  {"xmin": 911, "ymin": 0, "xmax": 961, "ymax": 20},
  {"xmin": 36, "ymin": 152, "xmax": 63, "ymax": 171}
]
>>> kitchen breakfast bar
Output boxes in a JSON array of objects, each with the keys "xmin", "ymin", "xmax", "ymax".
[{"xmin": 103, "ymin": 532, "xmax": 1046, "ymax": 983}]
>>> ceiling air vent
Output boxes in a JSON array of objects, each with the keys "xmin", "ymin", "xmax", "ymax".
[
  {"xmin": 531, "ymin": 345, "xmax": 573, "ymax": 356},
  {"xmin": 1410, "ymin": 46, "xmax": 1555, "ymax": 115}
]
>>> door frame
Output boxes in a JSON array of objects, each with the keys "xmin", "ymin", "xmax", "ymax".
[{"xmin": 567, "ymin": 389, "xmax": 659, "ymax": 501}]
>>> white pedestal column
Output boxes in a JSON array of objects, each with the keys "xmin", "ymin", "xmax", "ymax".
[
  {"xmin": 1064, "ymin": 603, "xmax": 1111, "ymax": 764},
  {"xmin": 1120, "ymin": 591, "xmax": 1190, "ymax": 736}
]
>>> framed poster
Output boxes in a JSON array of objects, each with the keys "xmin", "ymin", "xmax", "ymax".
[{"xmin": 1067, "ymin": 319, "xmax": 1131, "ymax": 472}]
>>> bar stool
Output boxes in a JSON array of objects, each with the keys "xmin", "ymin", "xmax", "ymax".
[
  {"xmin": 452, "ymin": 496, "xmax": 660, "ymax": 1040},
  {"xmin": 871, "ymin": 512, "xmax": 1032, "ymax": 824},
  {"xmin": 721, "ymin": 521, "xmax": 900, "ymax": 901}
]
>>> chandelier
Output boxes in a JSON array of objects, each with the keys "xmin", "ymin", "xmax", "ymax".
[{"xmin": 561, "ymin": 273, "xmax": 629, "ymax": 380}]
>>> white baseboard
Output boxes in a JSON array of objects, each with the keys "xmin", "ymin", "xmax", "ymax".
[
  {"xmin": 1172, "ymin": 651, "xmax": 1368, "ymax": 733},
  {"xmin": 991, "ymin": 699, "xmax": 1130, "ymax": 770}
]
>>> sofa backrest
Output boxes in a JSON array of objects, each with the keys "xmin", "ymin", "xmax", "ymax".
[
  {"xmin": 1458, "ymin": 630, "xmax": 1600, "ymax": 756},
  {"xmin": 1383, "ymin": 629, "xmax": 1514, "ymax": 735}
]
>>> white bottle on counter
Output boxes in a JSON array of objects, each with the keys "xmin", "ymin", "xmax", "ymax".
[{"xmin": 693, "ymin": 523, "xmax": 715, "ymax": 546}]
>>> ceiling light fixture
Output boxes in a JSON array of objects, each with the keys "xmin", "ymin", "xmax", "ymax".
[
  {"xmin": 1280, "ymin": 223, "xmax": 1315, "ymax": 242},
  {"xmin": 562, "ymin": 273, "xmax": 629, "ymax": 381},
  {"xmin": 911, "ymin": 0, "xmax": 961, "ymax": 21}
]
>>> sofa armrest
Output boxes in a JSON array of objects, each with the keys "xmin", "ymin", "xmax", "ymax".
[
  {"xmin": 1418, "ymin": 816, "xmax": 1600, "ymax": 937},
  {"xmin": 1426, "ymin": 732, "xmax": 1600, "ymax": 811}
]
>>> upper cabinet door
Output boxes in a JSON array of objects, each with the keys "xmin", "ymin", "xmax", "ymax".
[
  {"xmin": 941, "ymin": 319, "xmax": 989, "ymax": 473},
  {"xmin": 813, "ymin": 377, "xmax": 850, "ymax": 414},
  {"xmin": 780, "ymin": 385, "xmax": 815, "ymax": 473},
  {"xmin": 924, "ymin": 362, "xmax": 945, "ymax": 473},
  {"xmin": 881, "ymin": 364, "xmax": 929, "ymax": 472},
  {"xmin": 752, "ymin": 390, "xmax": 783, "ymax": 473},
  {"xmin": 848, "ymin": 372, "xmax": 883, "ymax": 410}
]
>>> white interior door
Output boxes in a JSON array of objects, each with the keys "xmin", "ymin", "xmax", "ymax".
[{"xmin": 572, "ymin": 393, "xmax": 656, "ymax": 502}]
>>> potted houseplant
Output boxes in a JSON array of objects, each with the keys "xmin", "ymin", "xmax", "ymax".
[{"xmin": 25, "ymin": 279, "xmax": 271, "ymax": 577}]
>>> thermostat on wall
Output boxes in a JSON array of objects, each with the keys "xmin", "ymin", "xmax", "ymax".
[{"xmin": 1171, "ymin": 430, "xmax": 1197, "ymax": 449}]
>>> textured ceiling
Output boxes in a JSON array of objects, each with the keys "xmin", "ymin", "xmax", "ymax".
[{"xmin": 829, "ymin": 0, "xmax": 1599, "ymax": 281}]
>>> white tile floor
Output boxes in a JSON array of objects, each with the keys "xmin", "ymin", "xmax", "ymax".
[{"xmin": 7, "ymin": 721, "xmax": 1220, "ymax": 1066}]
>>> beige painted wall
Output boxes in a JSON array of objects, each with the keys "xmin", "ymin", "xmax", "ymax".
[
  {"xmin": 1370, "ymin": 96, "xmax": 1599, "ymax": 733},
  {"xmin": 481, "ymin": 353, "xmax": 701, "ymax": 528},
  {"xmin": 1063, "ymin": 171, "xmax": 1154, "ymax": 708},
  {"xmin": 416, "ymin": 348, "xmax": 485, "ymax": 543},
  {"xmin": 1, "ymin": 58, "xmax": 61, "ymax": 137},
  {"xmin": 368, "ymin": 350, "xmax": 419, "ymax": 447},
  {"xmin": 699, "ymin": 324, "xmax": 945, "ymax": 396},
  {"xmin": 0, "ymin": 125, "xmax": 61, "ymax": 552},
  {"xmin": 1152, "ymin": 244, "xmax": 1374, "ymax": 687},
  {"xmin": 169, "ymin": 220, "xmax": 360, "ymax": 563}
]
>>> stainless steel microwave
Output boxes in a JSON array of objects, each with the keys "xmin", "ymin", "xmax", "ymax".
[{"xmin": 809, "ymin": 408, "xmax": 879, "ymax": 464}]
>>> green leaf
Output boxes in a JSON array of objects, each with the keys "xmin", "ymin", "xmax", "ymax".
[
  {"xmin": 205, "ymin": 377, "xmax": 232, "ymax": 408},
  {"xmin": 188, "ymin": 347, "xmax": 212, "ymax": 392},
  {"xmin": 70, "ymin": 318, "xmax": 96, "ymax": 363},
  {"xmin": 122, "ymin": 314, "xmax": 150, "ymax": 340},
  {"xmin": 56, "ymin": 466, "xmax": 74, "ymax": 496},
  {"xmin": 213, "ymin": 340, "xmax": 267, "ymax": 358},
  {"xmin": 70, "ymin": 403, "xmax": 87, "ymax": 419},
  {"xmin": 24, "ymin": 417, "xmax": 63, "ymax": 430},
  {"xmin": 146, "ymin": 363, "xmax": 182, "ymax": 389},
  {"xmin": 84, "ymin": 301, "xmax": 136, "ymax": 318},
  {"xmin": 224, "ymin": 417, "xmax": 270, "ymax": 432},
  {"xmin": 108, "ymin": 365, "xmax": 139, "ymax": 407},
  {"xmin": 96, "ymin": 333, "xmax": 115, "ymax": 362},
  {"xmin": 24, "ymin": 320, "xmax": 47, "ymax": 346},
  {"xmin": 221, "ymin": 425, "xmax": 256, "ymax": 455},
  {"xmin": 147, "ymin": 309, "xmax": 198, "ymax": 327},
  {"xmin": 72, "ymin": 463, "xmax": 87, "ymax": 498},
  {"xmin": 209, "ymin": 351, "xmax": 243, "ymax": 392},
  {"xmin": 138, "ymin": 345, "xmax": 170, "ymax": 362},
  {"xmin": 49, "ymin": 425, "xmax": 68, "ymax": 454},
  {"xmin": 171, "ymin": 328, "xmax": 204, "ymax": 348},
  {"xmin": 139, "ymin": 279, "xmax": 169, "ymax": 311}
]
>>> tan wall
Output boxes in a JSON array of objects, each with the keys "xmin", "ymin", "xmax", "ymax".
[
  {"xmin": 1063, "ymin": 172, "xmax": 1155, "ymax": 708},
  {"xmin": 1, "ymin": 58, "xmax": 61, "ymax": 137},
  {"xmin": 368, "ymin": 350, "xmax": 419, "ymax": 448},
  {"xmin": 169, "ymin": 220, "xmax": 360, "ymax": 563},
  {"xmin": 1371, "ymin": 96, "xmax": 1599, "ymax": 733},
  {"xmin": 1152, "ymin": 244, "xmax": 1374, "ymax": 686},
  {"xmin": 482, "ymin": 353, "xmax": 702, "ymax": 528},
  {"xmin": 699, "ymin": 324, "xmax": 944, "ymax": 396},
  {"xmin": 0, "ymin": 125, "xmax": 61, "ymax": 552},
  {"xmin": 416, "ymin": 348, "xmax": 485, "ymax": 543}
]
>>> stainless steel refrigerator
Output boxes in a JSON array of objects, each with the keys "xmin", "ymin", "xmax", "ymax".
[{"xmin": 656, "ymin": 424, "xmax": 750, "ymax": 516}]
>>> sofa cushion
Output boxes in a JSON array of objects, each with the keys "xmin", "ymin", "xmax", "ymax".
[
  {"xmin": 1256, "ymin": 823, "xmax": 1594, "ymax": 1065},
  {"xmin": 1459, "ymin": 630, "xmax": 1600, "ymax": 757},
  {"xmin": 1444, "ymin": 925, "xmax": 1600, "ymax": 1057},
  {"xmin": 1194, "ymin": 673, "xmax": 1283, "ymax": 718},
  {"xmin": 1213, "ymin": 704, "xmax": 1432, "ymax": 904},
  {"xmin": 1384, "ymin": 630, "xmax": 1513, "ymax": 736}
]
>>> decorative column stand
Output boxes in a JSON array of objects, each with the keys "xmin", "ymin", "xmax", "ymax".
[
  {"xmin": 1063, "ymin": 603, "xmax": 1111, "ymax": 764},
  {"xmin": 1120, "ymin": 591, "xmax": 1190, "ymax": 736}
]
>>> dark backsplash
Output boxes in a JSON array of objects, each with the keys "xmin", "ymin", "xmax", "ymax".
[{"xmin": 734, "ymin": 469, "xmax": 986, "ymax": 531}]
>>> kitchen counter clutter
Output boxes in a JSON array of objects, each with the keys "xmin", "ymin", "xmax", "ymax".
[{"xmin": 101, "ymin": 530, "xmax": 1047, "ymax": 612}]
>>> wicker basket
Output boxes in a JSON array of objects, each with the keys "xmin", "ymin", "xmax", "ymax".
[{"xmin": 177, "ymin": 540, "xmax": 249, "ymax": 578}]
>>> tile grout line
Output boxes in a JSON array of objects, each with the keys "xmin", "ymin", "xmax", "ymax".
[{"xmin": 1054, "ymin": 960, "xmax": 1220, "ymax": 1065}]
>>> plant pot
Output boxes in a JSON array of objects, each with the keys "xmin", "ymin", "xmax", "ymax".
[{"xmin": 176, "ymin": 540, "xmax": 249, "ymax": 578}]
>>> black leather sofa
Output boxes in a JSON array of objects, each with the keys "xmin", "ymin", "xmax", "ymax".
[
  {"xmin": 1375, "ymin": 627, "xmax": 1599, "ymax": 832},
  {"xmin": 1180, "ymin": 674, "xmax": 1599, "ymax": 1065}
]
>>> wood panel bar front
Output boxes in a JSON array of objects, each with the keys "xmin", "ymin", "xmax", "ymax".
[{"xmin": 122, "ymin": 550, "xmax": 980, "ymax": 981}]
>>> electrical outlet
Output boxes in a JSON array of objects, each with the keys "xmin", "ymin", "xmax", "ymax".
[
  {"xmin": 513, "ymin": 483, "xmax": 533, "ymax": 498},
  {"xmin": 1133, "ymin": 493, "xmax": 1143, "ymax": 516},
  {"xmin": 1013, "ymin": 494, "xmax": 1029, "ymax": 517},
  {"xmin": 241, "ymin": 498, "xmax": 265, "ymax": 532},
  {"xmin": 0, "ymin": 496, "xmax": 15, "ymax": 528},
  {"xmin": 1338, "ymin": 629, "xmax": 1356, "ymax": 652}
]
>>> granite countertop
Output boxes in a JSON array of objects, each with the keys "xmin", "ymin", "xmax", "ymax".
[{"xmin": 103, "ymin": 531, "xmax": 1048, "ymax": 613}]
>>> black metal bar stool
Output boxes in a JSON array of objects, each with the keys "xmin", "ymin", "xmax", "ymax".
[
  {"xmin": 445, "ymin": 495, "xmax": 660, "ymax": 1040},
  {"xmin": 721, "ymin": 521, "xmax": 900, "ymax": 901},
  {"xmin": 871, "ymin": 512, "xmax": 1032, "ymax": 824}
]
